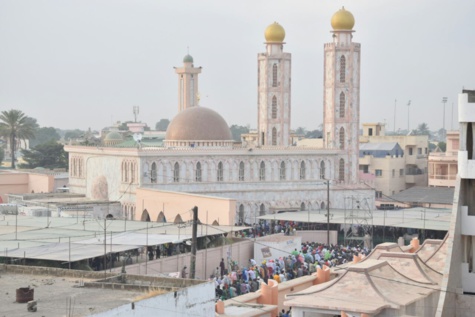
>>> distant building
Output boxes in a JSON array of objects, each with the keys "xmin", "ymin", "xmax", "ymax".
[
  {"xmin": 428, "ymin": 130, "xmax": 459, "ymax": 187},
  {"xmin": 359, "ymin": 122, "xmax": 429, "ymax": 199}
]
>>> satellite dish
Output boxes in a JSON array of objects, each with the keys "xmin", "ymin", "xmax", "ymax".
[
  {"xmin": 133, "ymin": 133, "xmax": 143, "ymax": 142},
  {"xmin": 185, "ymin": 240, "xmax": 192, "ymax": 246}
]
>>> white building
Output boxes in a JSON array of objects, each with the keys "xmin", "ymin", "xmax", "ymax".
[{"xmin": 65, "ymin": 9, "xmax": 373, "ymax": 226}]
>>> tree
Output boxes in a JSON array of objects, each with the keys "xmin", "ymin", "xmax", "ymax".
[
  {"xmin": 295, "ymin": 127, "xmax": 307, "ymax": 135},
  {"xmin": 20, "ymin": 141, "xmax": 68, "ymax": 169},
  {"xmin": 0, "ymin": 109, "xmax": 37, "ymax": 169},
  {"xmin": 229, "ymin": 125, "xmax": 249, "ymax": 142},
  {"xmin": 29, "ymin": 127, "xmax": 61, "ymax": 148},
  {"xmin": 413, "ymin": 123, "xmax": 431, "ymax": 136},
  {"xmin": 305, "ymin": 129, "xmax": 322, "ymax": 138},
  {"xmin": 0, "ymin": 147, "xmax": 4, "ymax": 165},
  {"xmin": 64, "ymin": 129, "xmax": 85, "ymax": 140},
  {"xmin": 437, "ymin": 141, "xmax": 447, "ymax": 152},
  {"xmin": 155, "ymin": 119, "xmax": 170, "ymax": 131}
]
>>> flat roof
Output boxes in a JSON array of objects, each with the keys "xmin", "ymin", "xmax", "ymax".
[
  {"xmin": 257, "ymin": 207, "xmax": 451, "ymax": 231},
  {"xmin": 0, "ymin": 215, "xmax": 249, "ymax": 262}
]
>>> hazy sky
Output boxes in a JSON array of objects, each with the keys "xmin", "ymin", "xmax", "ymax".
[{"xmin": 1, "ymin": 0, "xmax": 474, "ymax": 133}]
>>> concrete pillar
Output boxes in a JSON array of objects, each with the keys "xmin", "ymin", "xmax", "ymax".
[{"xmin": 215, "ymin": 300, "xmax": 224, "ymax": 314}]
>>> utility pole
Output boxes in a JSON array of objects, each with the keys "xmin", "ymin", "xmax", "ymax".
[
  {"xmin": 393, "ymin": 99, "xmax": 397, "ymax": 133},
  {"xmin": 103, "ymin": 217, "xmax": 106, "ymax": 278},
  {"xmin": 407, "ymin": 100, "xmax": 411, "ymax": 132},
  {"xmin": 326, "ymin": 180, "xmax": 330, "ymax": 246},
  {"xmin": 442, "ymin": 97, "xmax": 448, "ymax": 134},
  {"xmin": 190, "ymin": 206, "xmax": 198, "ymax": 279}
]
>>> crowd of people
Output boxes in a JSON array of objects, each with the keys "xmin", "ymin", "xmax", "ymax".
[{"xmin": 212, "ymin": 240, "xmax": 370, "ymax": 302}]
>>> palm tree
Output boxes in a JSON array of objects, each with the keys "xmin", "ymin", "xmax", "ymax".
[{"xmin": 0, "ymin": 110, "xmax": 37, "ymax": 169}]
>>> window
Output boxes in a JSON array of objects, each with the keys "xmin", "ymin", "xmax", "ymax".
[
  {"xmin": 151, "ymin": 162, "xmax": 157, "ymax": 183},
  {"xmin": 320, "ymin": 161, "xmax": 325, "ymax": 179},
  {"xmin": 239, "ymin": 161, "xmax": 245, "ymax": 181},
  {"xmin": 173, "ymin": 162, "xmax": 180, "ymax": 182},
  {"xmin": 238, "ymin": 205, "xmax": 244, "ymax": 224},
  {"xmin": 300, "ymin": 161, "xmax": 306, "ymax": 180},
  {"xmin": 260, "ymin": 204, "xmax": 266, "ymax": 216},
  {"xmin": 320, "ymin": 202, "xmax": 325, "ymax": 210},
  {"xmin": 272, "ymin": 64, "xmax": 278, "ymax": 87},
  {"xmin": 217, "ymin": 162, "xmax": 223, "ymax": 182},
  {"xmin": 300, "ymin": 202, "xmax": 306, "ymax": 211},
  {"xmin": 399, "ymin": 168, "xmax": 404, "ymax": 176},
  {"xmin": 130, "ymin": 162, "xmax": 135, "ymax": 183},
  {"xmin": 339, "ymin": 158, "xmax": 345, "ymax": 181},
  {"xmin": 339, "ymin": 55, "xmax": 346, "ymax": 83},
  {"xmin": 196, "ymin": 162, "xmax": 202, "ymax": 182},
  {"xmin": 259, "ymin": 161, "xmax": 266, "ymax": 181},
  {"xmin": 339, "ymin": 127, "xmax": 345, "ymax": 150},
  {"xmin": 376, "ymin": 191, "xmax": 382, "ymax": 198},
  {"xmin": 272, "ymin": 96, "xmax": 277, "ymax": 119},
  {"xmin": 425, "ymin": 147, "xmax": 428, "ymax": 154},
  {"xmin": 375, "ymin": 169, "xmax": 383, "ymax": 177},
  {"xmin": 339, "ymin": 92, "xmax": 345, "ymax": 118},
  {"xmin": 280, "ymin": 161, "xmax": 286, "ymax": 180},
  {"xmin": 392, "ymin": 169, "xmax": 395, "ymax": 177},
  {"xmin": 418, "ymin": 148, "xmax": 422, "ymax": 155},
  {"xmin": 368, "ymin": 128, "xmax": 373, "ymax": 136},
  {"xmin": 124, "ymin": 161, "xmax": 129, "ymax": 182},
  {"xmin": 272, "ymin": 127, "xmax": 277, "ymax": 145},
  {"xmin": 409, "ymin": 148, "xmax": 413, "ymax": 155}
]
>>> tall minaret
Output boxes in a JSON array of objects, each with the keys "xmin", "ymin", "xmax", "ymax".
[
  {"xmin": 323, "ymin": 7, "xmax": 360, "ymax": 184},
  {"xmin": 257, "ymin": 22, "xmax": 291, "ymax": 146},
  {"xmin": 175, "ymin": 54, "xmax": 201, "ymax": 112}
]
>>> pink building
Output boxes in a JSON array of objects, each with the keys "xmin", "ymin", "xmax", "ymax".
[{"xmin": 428, "ymin": 130, "xmax": 459, "ymax": 188}]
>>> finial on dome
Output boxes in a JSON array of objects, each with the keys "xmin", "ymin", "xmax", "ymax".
[
  {"xmin": 264, "ymin": 22, "xmax": 286, "ymax": 43},
  {"xmin": 331, "ymin": 7, "xmax": 355, "ymax": 30}
]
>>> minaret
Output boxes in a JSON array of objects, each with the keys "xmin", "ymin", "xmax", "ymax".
[
  {"xmin": 257, "ymin": 22, "xmax": 291, "ymax": 146},
  {"xmin": 175, "ymin": 54, "xmax": 201, "ymax": 112},
  {"xmin": 323, "ymin": 7, "xmax": 360, "ymax": 184}
]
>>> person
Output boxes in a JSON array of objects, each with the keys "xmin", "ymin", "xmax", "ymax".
[
  {"xmin": 155, "ymin": 246, "xmax": 161, "ymax": 259},
  {"xmin": 220, "ymin": 258, "xmax": 225, "ymax": 277},
  {"xmin": 181, "ymin": 266, "xmax": 187, "ymax": 278}
]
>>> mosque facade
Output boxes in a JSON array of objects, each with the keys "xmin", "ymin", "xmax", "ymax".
[{"xmin": 65, "ymin": 8, "xmax": 374, "ymax": 225}]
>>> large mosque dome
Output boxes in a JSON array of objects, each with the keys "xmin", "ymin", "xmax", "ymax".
[{"xmin": 165, "ymin": 106, "xmax": 233, "ymax": 147}]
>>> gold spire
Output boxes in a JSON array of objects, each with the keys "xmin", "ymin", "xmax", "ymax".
[
  {"xmin": 264, "ymin": 22, "xmax": 285, "ymax": 43},
  {"xmin": 331, "ymin": 7, "xmax": 355, "ymax": 30}
]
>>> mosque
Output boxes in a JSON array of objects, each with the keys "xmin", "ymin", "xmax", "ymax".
[{"xmin": 65, "ymin": 7, "xmax": 374, "ymax": 225}]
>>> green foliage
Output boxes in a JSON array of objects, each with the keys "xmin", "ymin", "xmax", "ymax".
[
  {"xmin": 155, "ymin": 119, "xmax": 170, "ymax": 131},
  {"xmin": 305, "ymin": 129, "xmax": 322, "ymax": 138},
  {"xmin": 229, "ymin": 125, "xmax": 249, "ymax": 142},
  {"xmin": 0, "ymin": 109, "xmax": 37, "ymax": 169},
  {"xmin": 413, "ymin": 123, "xmax": 431, "ymax": 136},
  {"xmin": 20, "ymin": 141, "xmax": 68, "ymax": 169},
  {"xmin": 63, "ymin": 129, "xmax": 85, "ymax": 140},
  {"xmin": 29, "ymin": 127, "xmax": 60, "ymax": 148},
  {"xmin": 295, "ymin": 127, "xmax": 307, "ymax": 135},
  {"xmin": 437, "ymin": 141, "xmax": 447, "ymax": 152},
  {"xmin": 0, "ymin": 147, "xmax": 4, "ymax": 164}
]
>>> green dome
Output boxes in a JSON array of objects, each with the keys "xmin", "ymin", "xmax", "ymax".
[
  {"xmin": 183, "ymin": 54, "xmax": 193, "ymax": 63},
  {"xmin": 104, "ymin": 131, "xmax": 123, "ymax": 141}
]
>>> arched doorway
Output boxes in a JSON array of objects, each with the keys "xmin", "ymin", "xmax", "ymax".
[
  {"xmin": 141, "ymin": 209, "xmax": 151, "ymax": 222},
  {"xmin": 157, "ymin": 211, "xmax": 166, "ymax": 223}
]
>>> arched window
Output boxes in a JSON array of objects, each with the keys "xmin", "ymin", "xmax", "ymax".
[
  {"xmin": 238, "ymin": 204, "xmax": 244, "ymax": 224},
  {"xmin": 339, "ymin": 127, "xmax": 345, "ymax": 150},
  {"xmin": 259, "ymin": 161, "xmax": 266, "ymax": 181},
  {"xmin": 173, "ymin": 162, "xmax": 180, "ymax": 182},
  {"xmin": 124, "ymin": 162, "xmax": 129, "ymax": 183},
  {"xmin": 300, "ymin": 202, "xmax": 306, "ymax": 211},
  {"xmin": 196, "ymin": 162, "xmax": 202, "ymax": 182},
  {"xmin": 78, "ymin": 159, "xmax": 82, "ymax": 178},
  {"xmin": 280, "ymin": 161, "xmax": 286, "ymax": 180},
  {"xmin": 151, "ymin": 162, "xmax": 157, "ymax": 183},
  {"xmin": 300, "ymin": 161, "xmax": 306, "ymax": 180},
  {"xmin": 340, "ymin": 55, "xmax": 346, "ymax": 83},
  {"xmin": 239, "ymin": 161, "xmax": 245, "ymax": 181},
  {"xmin": 130, "ymin": 162, "xmax": 135, "ymax": 183},
  {"xmin": 272, "ymin": 127, "xmax": 277, "ymax": 145},
  {"xmin": 339, "ymin": 158, "xmax": 345, "ymax": 181},
  {"xmin": 272, "ymin": 63, "xmax": 278, "ymax": 87},
  {"xmin": 320, "ymin": 161, "xmax": 325, "ymax": 179},
  {"xmin": 217, "ymin": 162, "xmax": 223, "ymax": 182},
  {"xmin": 259, "ymin": 203, "xmax": 266, "ymax": 216},
  {"xmin": 339, "ymin": 92, "xmax": 345, "ymax": 118},
  {"xmin": 321, "ymin": 201, "xmax": 325, "ymax": 210},
  {"xmin": 272, "ymin": 96, "xmax": 277, "ymax": 119}
]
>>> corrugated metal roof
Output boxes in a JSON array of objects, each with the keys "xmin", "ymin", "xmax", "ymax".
[{"xmin": 389, "ymin": 186, "xmax": 455, "ymax": 205}]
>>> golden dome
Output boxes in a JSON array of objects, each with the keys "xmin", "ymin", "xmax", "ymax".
[
  {"xmin": 264, "ymin": 22, "xmax": 285, "ymax": 43},
  {"xmin": 331, "ymin": 7, "xmax": 355, "ymax": 30}
]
